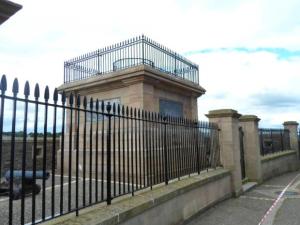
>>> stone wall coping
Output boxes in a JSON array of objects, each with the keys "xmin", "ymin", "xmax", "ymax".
[
  {"xmin": 45, "ymin": 168, "xmax": 230, "ymax": 225},
  {"xmin": 206, "ymin": 109, "xmax": 241, "ymax": 119},
  {"xmin": 57, "ymin": 65, "xmax": 205, "ymax": 97},
  {"xmin": 239, "ymin": 115, "xmax": 260, "ymax": 122},
  {"xmin": 283, "ymin": 121, "xmax": 299, "ymax": 126},
  {"xmin": 261, "ymin": 150, "xmax": 297, "ymax": 163}
]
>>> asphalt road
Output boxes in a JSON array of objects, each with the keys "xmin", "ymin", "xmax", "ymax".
[{"xmin": 185, "ymin": 170, "xmax": 300, "ymax": 225}]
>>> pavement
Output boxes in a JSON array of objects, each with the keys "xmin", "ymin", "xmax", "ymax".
[{"xmin": 185, "ymin": 170, "xmax": 300, "ymax": 225}]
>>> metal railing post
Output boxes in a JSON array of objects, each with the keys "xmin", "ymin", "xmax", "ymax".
[
  {"xmin": 75, "ymin": 94, "xmax": 81, "ymax": 216},
  {"xmin": 174, "ymin": 53, "xmax": 177, "ymax": 75},
  {"xmin": 270, "ymin": 129, "xmax": 274, "ymax": 153},
  {"xmin": 142, "ymin": 35, "xmax": 145, "ymax": 65},
  {"xmin": 195, "ymin": 122, "xmax": 200, "ymax": 174},
  {"xmin": 163, "ymin": 116, "xmax": 168, "ymax": 185},
  {"xmin": 106, "ymin": 103, "xmax": 112, "ymax": 205},
  {"xmin": 9, "ymin": 79, "xmax": 18, "ymax": 225},
  {"xmin": 0, "ymin": 75, "xmax": 6, "ymax": 181},
  {"xmin": 280, "ymin": 130, "xmax": 284, "ymax": 151},
  {"xmin": 97, "ymin": 49, "xmax": 100, "ymax": 73}
]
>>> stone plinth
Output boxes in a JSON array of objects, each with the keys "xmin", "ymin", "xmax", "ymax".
[
  {"xmin": 58, "ymin": 65, "xmax": 205, "ymax": 121},
  {"xmin": 206, "ymin": 109, "xmax": 242, "ymax": 196},
  {"xmin": 239, "ymin": 115, "xmax": 262, "ymax": 183},
  {"xmin": 283, "ymin": 121, "xmax": 299, "ymax": 158}
]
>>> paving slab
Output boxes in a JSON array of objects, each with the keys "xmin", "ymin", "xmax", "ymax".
[
  {"xmin": 274, "ymin": 198, "xmax": 300, "ymax": 225},
  {"xmin": 185, "ymin": 170, "xmax": 300, "ymax": 225}
]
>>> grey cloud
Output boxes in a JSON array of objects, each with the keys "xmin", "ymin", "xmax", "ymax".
[{"xmin": 251, "ymin": 92, "xmax": 300, "ymax": 109}]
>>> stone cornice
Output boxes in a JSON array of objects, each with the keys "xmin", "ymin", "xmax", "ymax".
[
  {"xmin": 57, "ymin": 65, "xmax": 205, "ymax": 97},
  {"xmin": 283, "ymin": 121, "xmax": 299, "ymax": 126},
  {"xmin": 239, "ymin": 115, "xmax": 260, "ymax": 122},
  {"xmin": 206, "ymin": 109, "xmax": 241, "ymax": 119}
]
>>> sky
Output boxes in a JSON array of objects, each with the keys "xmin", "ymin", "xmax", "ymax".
[{"xmin": 0, "ymin": 0, "xmax": 300, "ymax": 128}]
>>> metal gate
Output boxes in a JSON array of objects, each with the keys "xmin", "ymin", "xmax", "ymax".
[{"xmin": 239, "ymin": 127, "xmax": 246, "ymax": 180}]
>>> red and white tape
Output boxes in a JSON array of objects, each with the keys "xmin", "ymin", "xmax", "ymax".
[{"xmin": 258, "ymin": 173, "xmax": 300, "ymax": 225}]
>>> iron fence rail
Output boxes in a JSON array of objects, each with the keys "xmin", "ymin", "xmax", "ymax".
[
  {"xmin": 259, "ymin": 128, "xmax": 291, "ymax": 155},
  {"xmin": 298, "ymin": 129, "xmax": 300, "ymax": 157},
  {"xmin": 0, "ymin": 75, "xmax": 220, "ymax": 225},
  {"xmin": 64, "ymin": 35, "xmax": 199, "ymax": 84}
]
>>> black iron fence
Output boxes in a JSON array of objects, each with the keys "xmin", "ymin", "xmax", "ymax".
[
  {"xmin": 64, "ymin": 35, "xmax": 199, "ymax": 84},
  {"xmin": 259, "ymin": 128, "xmax": 291, "ymax": 155},
  {"xmin": 0, "ymin": 75, "xmax": 220, "ymax": 225},
  {"xmin": 298, "ymin": 129, "xmax": 300, "ymax": 154}
]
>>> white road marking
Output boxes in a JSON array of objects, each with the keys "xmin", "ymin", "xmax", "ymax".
[
  {"xmin": 261, "ymin": 184, "xmax": 285, "ymax": 188},
  {"xmin": 240, "ymin": 196, "xmax": 275, "ymax": 201},
  {"xmin": 45, "ymin": 180, "xmax": 77, "ymax": 191},
  {"xmin": 54, "ymin": 174, "xmax": 141, "ymax": 186},
  {"xmin": 258, "ymin": 173, "xmax": 300, "ymax": 225},
  {"xmin": 0, "ymin": 175, "xmax": 142, "ymax": 203}
]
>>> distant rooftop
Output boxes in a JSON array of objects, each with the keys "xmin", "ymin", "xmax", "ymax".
[
  {"xmin": 64, "ymin": 35, "xmax": 199, "ymax": 84},
  {"xmin": 0, "ymin": 0, "xmax": 22, "ymax": 25}
]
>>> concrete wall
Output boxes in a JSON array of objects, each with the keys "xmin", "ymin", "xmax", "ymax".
[
  {"xmin": 46, "ymin": 169, "xmax": 232, "ymax": 225},
  {"xmin": 261, "ymin": 150, "xmax": 299, "ymax": 181},
  {"xmin": 120, "ymin": 170, "xmax": 231, "ymax": 225}
]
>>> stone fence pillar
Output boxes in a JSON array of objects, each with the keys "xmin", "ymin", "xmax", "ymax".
[
  {"xmin": 283, "ymin": 121, "xmax": 299, "ymax": 158},
  {"xmin": 239, "ymin": 115, "xmax": 262, "ymax": 183},
  {"xmin": 206, "ymin": 109, "xmax": 242, "ymax": 196}
]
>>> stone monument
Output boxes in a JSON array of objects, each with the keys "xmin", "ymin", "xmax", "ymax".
[{"xmin": 57, "ymin": 35, "xmax": 205, "ymax": 178}]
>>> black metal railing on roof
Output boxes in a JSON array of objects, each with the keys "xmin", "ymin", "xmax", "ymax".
[{"xmin": 64, "ymin": 35, "xmax": 199, "ymax": 84}]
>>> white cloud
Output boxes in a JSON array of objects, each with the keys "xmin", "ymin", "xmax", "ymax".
[
  {"xmin": 0, "ymin": 0, "xmax": 300, "ymax": 127},
  {"xmin": 193, "ymin": 50, "xmax": 300, "ymax": 126}
]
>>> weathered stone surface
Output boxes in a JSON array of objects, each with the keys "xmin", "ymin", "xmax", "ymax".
[
  {"xmin": 206, "ymin": 109, "xmax": 241, "ymax": 119},
  {"xmin": 1, "ymin": 137, "xmax": 60, "ymax": 177},
  {"xmin": 239, "ymin": 115, "xmax": 260, "ymax": 122},
  {"xmin": 283, "ymin": 121, "xmax": 299, "ymax": 126},
  {"xmin": 261, "ymin": 150, "xmax": 298, "ymax": 181},
  {"xmin": 59, "ymin": 65, "xmax": 205, "ymax": 122},
  {"xmin": 45, "ymin": 169, "xmax": 231, "ymax": 225},
  {"xmin": 239, "ymin": 115, "xmax": 262, "ymax": 183},
  {"xmin": 283, "ymin": 121, "xmax": 299, "ymax": 158},
  {"xmin": 206, "ymin": 109, "xmax": 243, "ymax": 196}
]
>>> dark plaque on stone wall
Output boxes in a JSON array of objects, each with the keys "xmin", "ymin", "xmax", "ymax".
[{"xmin": 159, "ymin": 99, "xmax": 183, "ymax": 117}]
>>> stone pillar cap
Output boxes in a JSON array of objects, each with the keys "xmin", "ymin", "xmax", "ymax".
[
  {"xmin": 206, "ymin": 109, "xmax": 241, "ymax": 119},
  {"xmin": 239, "ymin": 115, "xmax": 260, "ymax": 122},
  {"xmin": 283, "ymin": 121, "xmax": 299, "ymax": 126}
]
